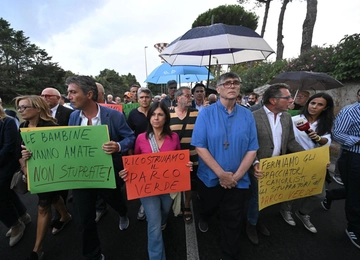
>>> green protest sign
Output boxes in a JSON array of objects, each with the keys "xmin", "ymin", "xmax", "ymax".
[
  {"xmin": 122, "ymin": 103, "xmax": 140, "ymax": 118},
  {"xmin": 20, "ymin": 125, "xmax": 116, "ymax": 194}
]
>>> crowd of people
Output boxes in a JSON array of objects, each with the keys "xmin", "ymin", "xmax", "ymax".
[{"xmin": 0, "ymin": 72, "xmax": 359, "ymax": 260}]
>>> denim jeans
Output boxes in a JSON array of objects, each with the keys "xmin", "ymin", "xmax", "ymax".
[
  {"xmin": 337, "ymin": 150, "xmax": 360, "ymax": 233},
  {"xmin": 140, "ymin": 194, "xmax": 173, "ymax": 260}
]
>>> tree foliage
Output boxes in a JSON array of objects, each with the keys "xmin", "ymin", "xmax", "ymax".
[
  {"xmin": 0, "ymin": 18, "xmax": 66, "ymax": 103},
  {"xmin": 331, "ymin": 33, "xmax": 360, "ymax": 81},
  {"xmin": 94, "ymin": 69, "xmax": 140, "ymax": 98},
  {"xmin": 0, "ymin": 18, "xmax": 140, "ymax": 104},
  {"xmin": 192, "ymin": 5, "xmax": 258, "ymax": 30}
]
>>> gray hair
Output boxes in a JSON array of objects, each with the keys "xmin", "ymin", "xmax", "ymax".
[
  {"xmin": 217, "ymin": 72, "xmax": 241, "ymax": 86},
  {"xmin": 137, "ymin": 87, "xmax": 152, "ymax": 98},
  {"xmin": 175, "ymin": 87, "xmax": 191, "ymax": 100},
  {"xmin": 65, "ymin": 76, "xmax": 98, "ymax": 102}
]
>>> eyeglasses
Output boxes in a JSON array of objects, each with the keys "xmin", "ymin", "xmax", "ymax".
[
  {"xmin": 40, "ymin": 94, "xmax": 59, "ymax": 99},
  {"xmin": 274, "ymin": 96, "xmax": 292, "ymax": 100},
  {"xmin": 181, "ymin": 94, "xmax": 192, "ymax": 98},
  {"xmin": 195, "ymin": 90, "xmax": 204, "ymax": 93},
  {"xmin": 219, "ymin": 80, "xmax": 241, "ymax": 88},
  {"xmin": 296, "ymin": 95, "xmax": 308, "ymax": 99},
  {"xmin": 16, "ymin": 106, "xmax": 34, "ymax": 112}
]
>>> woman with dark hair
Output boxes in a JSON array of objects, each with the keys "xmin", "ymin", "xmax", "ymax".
[
  {"xmin": 286, "ymin": 92, "xmax": 334, "ymax": 233},
  {"xmin": 119, "ymin": 102, "xmax": 192, "ymax": 260},
  {"xmin": 16, "ymin": 95, "xmax": 72, "ymax": 260},
  {"xmin": 0, "ymin": 105, "xmax": 30, "ymax": 247}
]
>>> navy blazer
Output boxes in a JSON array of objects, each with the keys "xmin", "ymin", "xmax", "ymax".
[{"xmin": 68, "ymin": 105, "xmax": 135, "ymax": 172}]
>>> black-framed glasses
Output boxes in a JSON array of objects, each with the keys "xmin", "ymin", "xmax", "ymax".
[
  {"xmin": 219, "ymin": 80, "xmax": 241, "ymax": 88},
  {"xmin": 16, "ymin": 106, "xmax": 34, "ymax": 112},
  {"xmin": 274, "ymin": 96, "xmax": 292, "ymax": 100}
]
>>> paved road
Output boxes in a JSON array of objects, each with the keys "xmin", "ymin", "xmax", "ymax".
[{"xmin": 1, "ymin": 161, "xmax": 359, "ymax": 260}]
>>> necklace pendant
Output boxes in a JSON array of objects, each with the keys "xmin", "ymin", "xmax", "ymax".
[{"xmin": 223, "ymin": 141, "xmax": 229, "ymax": 149}]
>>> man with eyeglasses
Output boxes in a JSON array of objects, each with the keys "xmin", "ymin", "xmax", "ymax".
[
  {"xmin": 191, "ymin": 83, "xmax": 206, "ymax": 112},
  {"xmin": 246, "ymin": 83, "xmax": 304, "ymax": 245},
  {"xmin": 161, "ymin": 80, "xmax": 178, "ymax": 110},
  {"xmin": 41, "ymin": 88, "xmax": 74, "ymax": 126},
  {"xmin": 288, "ymin": 90, "xmax": 310, "ymax": 116},
  {"xmin": 191, "ymin": 72, "xmax": 258, "ymax": 259},
  {"xmin": 40, "ymin": 87, "xmax": 74, "ymax": 225},
  {"xmin": 170, "ymin": 87, "xmax": 199, "ymax": 224}
]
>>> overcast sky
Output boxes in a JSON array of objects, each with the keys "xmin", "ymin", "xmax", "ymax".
[{"xmin": 1, "ymin": 0, "xmax": 359, "ymax": 88}]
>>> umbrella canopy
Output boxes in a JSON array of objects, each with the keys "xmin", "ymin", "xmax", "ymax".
[
  {"xmin": 144, "ymin": 63, "xmax": 214, "ymax": 84},
  {"xmin": 159, "ymin": 23, "xmax": 275, "ymax": 66},
  {"xmin": 269, "ymin": 71, "xmax": 344, "ymax": 90}
]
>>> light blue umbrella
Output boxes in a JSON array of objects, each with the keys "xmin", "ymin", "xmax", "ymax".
[{"xmin": 144, "ymin": 63, "xmax": 214, "ymax": 84}]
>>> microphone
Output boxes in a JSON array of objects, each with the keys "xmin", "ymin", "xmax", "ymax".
[{"xmin": 294, "ymin": 118, "xmax": 317, "ymax": 143}]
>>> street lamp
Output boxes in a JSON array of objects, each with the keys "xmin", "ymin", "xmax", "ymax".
[{"xmin": 144, "ymin": 46, "xmax": 148, "ymax": 79}]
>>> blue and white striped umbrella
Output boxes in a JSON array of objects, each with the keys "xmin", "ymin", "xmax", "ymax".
[{"xmin": 160, "ymin": 23, "xmax": 275, "ymax": 66}]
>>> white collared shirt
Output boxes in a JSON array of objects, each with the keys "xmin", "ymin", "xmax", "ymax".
[
  {"xmin": 80, "ymin": 104, "xmax": 101, "ymax": 126},
  {"xmin": 51, "ymin": 104, "xmax": 59, "ymax": 118},
  {"xmin": 263, "ymin": 105, "xmax": 283, "ymax": 157}
]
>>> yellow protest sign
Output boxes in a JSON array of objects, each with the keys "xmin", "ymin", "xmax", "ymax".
[
  {"xmin": 258, "ymin": 146, "xmax": 329, "ymax": 211},
  {"xmin": 20, "ymin": 125, "xmax": 116, "ymax": 194}
]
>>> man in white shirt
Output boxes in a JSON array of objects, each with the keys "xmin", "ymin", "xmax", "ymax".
[{"xmin": 246, "ymin": 84, "xmax": 304, "ymax": 245}]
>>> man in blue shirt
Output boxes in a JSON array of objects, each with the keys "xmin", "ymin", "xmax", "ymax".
[
  {"xmin": 333, "ymin": 89, "xmax": 360, "ymax": 250},
  {"xmin": 191, "ymin": 72, "xmax": 258, "ymax": 260},
  {"xmin": 66, "ymin": 75, "xmax": 135, "ymax": 260}
]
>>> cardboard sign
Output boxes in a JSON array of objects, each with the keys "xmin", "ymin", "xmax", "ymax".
[
  {"xmin": 20, "ymin": 125, "xmax": 116, "ymax": 194},
  {"xmin": 258, "ymin": 146, "xmax": 329, "ymax": 210},
  {"xmin": 122, "ymin": 103, "xmax": 140, "ymax": 118},
  {"xmin": 122, "ymin": 150, "xmax": 190, "ymax": 200},
  {"xmin": 100, "ymin": 103, "xmax": 123, "ymax": 112}
]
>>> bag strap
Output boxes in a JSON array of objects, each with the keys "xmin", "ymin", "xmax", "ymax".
[
  {"xmin": 148, "ymin": 133, "xmax": 160, "ymax": 153},
  {"xmin": 178, "ymin": 108, "xmax": 191, "ymax": 141}
]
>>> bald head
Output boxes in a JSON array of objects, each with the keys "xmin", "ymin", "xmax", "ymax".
[
  {"xmin": 96, "ymin": 83, "xmax": 105, "ymax": 103},
  {"xmin": 41, "ymin": 87, "xmax": 61, "ymax": 108},
  {"xmin": 208, "ymin": 94, "xmax": 217, "ymax": 104}
]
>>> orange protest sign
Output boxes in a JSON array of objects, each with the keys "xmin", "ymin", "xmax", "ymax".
[
  {"xmin": 100, "ymin": 103, "xmax": 123, "ymax": 112},
  {"xmin": 122, "ymin": 150, "xmax": 190, "ymax": 200}
]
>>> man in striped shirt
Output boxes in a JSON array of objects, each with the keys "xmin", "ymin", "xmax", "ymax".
[
  {"xmin": 170, "ymin": 87, "xmax": 198, "ymax": 224},
  {"xmin": 332, "ymin": 89, "xmax": 360, "ymax": 249}
]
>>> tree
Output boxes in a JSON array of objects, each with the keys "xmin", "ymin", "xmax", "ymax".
[
  {"xmin": 238, "ymin": 0, "xmax": 274, "ymax": 37},
  {"xmin": 94, "ymin": 69, "xmax": 140, "ymax": 97},
  {"xmin": 301, "ymin": 0, "xmax": 318, "ymax": 54},
  {"xmin": 0, "ymin": 18, "xmax": 66, "ymax": 102},
  {"xmin": 276, "ymin": 0, "xmax": 291, "ymax": 61},
  {"xmin": 192, "ymin": 5, "xmax": 259, "ymax": 30}
]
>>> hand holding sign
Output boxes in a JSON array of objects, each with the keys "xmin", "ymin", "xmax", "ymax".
[{"xmin": 122, "ymin": 150, "xmax": 191, "ymax": 200}]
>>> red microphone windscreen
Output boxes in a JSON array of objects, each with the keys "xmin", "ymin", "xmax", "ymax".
[{"xmin": 294, "ymin": 118, "xmax": 310, "ymax": 132}]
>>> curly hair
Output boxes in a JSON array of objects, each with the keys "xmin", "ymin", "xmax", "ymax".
[{"xmin": 15, "ymin": 95, "xmax": 56, "ymax": 124}]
